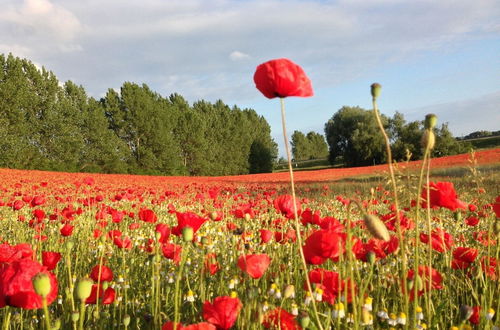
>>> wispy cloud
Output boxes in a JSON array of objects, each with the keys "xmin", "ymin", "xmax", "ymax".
[{"xmin": 1, "ymin": 0, "xmax": 498, "ymax": 100}]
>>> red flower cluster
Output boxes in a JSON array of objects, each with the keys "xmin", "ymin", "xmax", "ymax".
[
  {"xmin": 0, "ymin": 244, "xmax": 58, "ymax": 309},
  {"xmin": 303, "ymin": 229, "xmax": 344, "ymax": 265}
]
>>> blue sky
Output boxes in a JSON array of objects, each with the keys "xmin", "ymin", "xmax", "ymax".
[{"xmin": 1, "ymin": 0, "xmax": 499, "ymax": 155}]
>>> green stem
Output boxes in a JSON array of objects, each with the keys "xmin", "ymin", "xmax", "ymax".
[
  {"xmin": 79, "ymin": 300, "xmax": 86, "ymax": 330},
  {"xmin": 42, "ymin": 297, "xmax": 51, "ymax": 330},
  {"xmin": 174, "ymin": 243, "xmax": 188, "ymax": 326},
  {"xmin": 372, "ymin": 97, "xmax": 409, "ymax": 324},
  {"xmin": 3, "ymin": 307, "xmax": 11, "ymax": 330},
  {"xmin": 280, "ymin": 98, "xmax": 324, "ymax": 330}
]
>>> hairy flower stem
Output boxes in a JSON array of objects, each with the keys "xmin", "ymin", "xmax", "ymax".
[
  {"xmin": 372, "ymin": 97, "xmax": 409, "ymax": 318},
  {"xmin": 174, "ymin": 243, "xmax": 187, "ymax": 326},
  {"xmin": 79, "ymin": 300, "xmax": 86, "ymax": 330},
  {"xmin": 280, "ymin": 98, "xmax": 324, "ymax": 330},
  {"xmin": 425, "ymin": 152, "xmax": 433, "ymax": 324},
  {"xmin": 42, "ymin": 297, "xmax": 51, "ymax": 330},
  {"xmin": 412, "ymin": 143, "xmax": 431, "ymax": 326}
]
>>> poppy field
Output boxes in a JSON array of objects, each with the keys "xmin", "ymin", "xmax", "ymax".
[{"xmin": 0, "ymin": 148, "xmax": 499, "ymax": 330}]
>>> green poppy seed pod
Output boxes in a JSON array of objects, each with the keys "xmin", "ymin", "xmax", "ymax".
[
  {"xmin": 32, "ymin": 273, "xmax": 51, "ymax": 298},
  {"xmin": 454, "ymin": 211, "xmax": 462, "ymax": 222},
  {"xmin": 210, "ymin": 211, "xmax": 218, "ymax": 221},
  {"xmin": 71, "ymin": 311, "xmax": 80, "ymax": 322},
  {"xmin": 459, "ymin": 305, "xmax": 473, "ymax": 321},
  {"xmin": 367, "ymin": 251, "xmax": 376, "ymax": 265},
  {"xmin": 182, "ymin": 227, "xmax": 194, "ymax": 242},
  {"xmin": 424, "ymin": 114, "xmax": 437, "ymax": 129},
  {"xmin": 155, "ymin": 231, "xmax": 162, "ymax": 241},
  {"xmin": 65, "ymin": 241, "xmax": 74, "ymax": 252},
  {"xmin": 494, "ymin": 220, "xmax": 500, "ymax": 235},
  {"xmin": 52, "ymin": 318, "xmax": 61, "ymax": 330},
  {"xmin": 415, "ymin": 275, "xmax": 424, "ymax": 292},
  {"xmin": 407, "ymin": 279, "xmax": 414, "ymax": 291},
  {"xmin": 76, "ymin": 278, "xmax": 93, "ymax": 301},
  {"xmin": 102, "ymin": 281, "xmax": 109, "ymax": 290},
  {"xmin": 371, "ymin": 83, "xmax": 382, "ymax": 100},
  {"xmin": 299, "ymin": 313, "xmax": 311, "ymax": 328},
  {"xmin": 123, "ymin": 314, "xmax": 131, "ymax": 327},
  {"xmin": 421, "ymin": 129, "xmax": 435, "ymax": 150},
  {"xmin": 363, "ymin": 214, "xmax": 390, "ymax": 242},
  {"xmin": 283, "ymin": 285, "xmax": 295, "ymax": 299}
]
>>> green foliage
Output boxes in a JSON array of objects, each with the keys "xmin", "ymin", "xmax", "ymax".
[
  {"xmin": 291, "ymin": 130, "xmax": 328, "ymax": 161},
  {"xmin": 0, "ymin": 54, "xmax": 278, "ymax": 175},
  {"xmin": 325, "ymin": 107, "xmax": 470, "ymax": 167}
]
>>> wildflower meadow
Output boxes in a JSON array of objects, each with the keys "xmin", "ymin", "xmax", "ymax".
[{"xmin": 0, "ymin": 59, "xmax": 499, "ymax": 330}]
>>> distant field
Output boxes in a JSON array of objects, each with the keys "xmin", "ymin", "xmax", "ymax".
[{"xmin": 459, "ymin": 135, "xmax": 500, "ymax": 149}]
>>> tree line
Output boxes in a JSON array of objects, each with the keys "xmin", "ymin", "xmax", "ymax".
[
  {"xmin": 0, "ymin": 54, "xmax": 277, "ymax": 175},
  {"xmin": 324, "ymin": 106, "xmax": 470, "ymax": 166}
]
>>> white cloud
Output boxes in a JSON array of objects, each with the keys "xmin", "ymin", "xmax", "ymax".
[{"xmin": 229, "ymin": 51, "xmax": 251, "ymax": 61}]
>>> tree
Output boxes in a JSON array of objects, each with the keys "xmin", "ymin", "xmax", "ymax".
[
  {"xmin": 306, "ymin": 132, "xmax": 328, "ymax": 159},
  {"xmin": 291, "ymin": 131, "xmax": 309, "ymax": 161},
  {"xmin": 324, "ymin": 106, "xmax": 386, "ymax": 166}
]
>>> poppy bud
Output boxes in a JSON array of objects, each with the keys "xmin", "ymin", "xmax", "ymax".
[
  {"xmin": 424, "ymin": 114, "xmax": 437, "ymax": 130},
  {"xmin": 421, "ymin": 129, "xmax": 435, "ymax": 150},
  {"xmin": 370, "ymin": 83, "xmax": 382, "ymax": 100},
  {"xmin": 284, "ymin": 285, "xmax": 295, "ymax": 299},
  {"xmin": 454, "ymin": 211, "xmax": 462, "ymax": 222},
  {"xmin": 53, "ymin": 319, "xmax": 61, "ymax": 330},
  {"xmin": 72, "ymin": 311, "xmax": 80, "ymax": 322},
  {"xmin": 182, "ymin": 227, "xmax": 194, "ymax": 242},
  {"xmin": 210, "ymin": 212, "xmax": 218, "ymax": 221},
  {"xmin": 65, "ymin": 241, "xmax": 74, "ymax": 252},
  {"xmin": 33, "ymin": 273, "xmax": 51, "ymax": 298},
  {"xmin": 123, "ymin": 314, "xmax": 131, "ymax": 327},
  {"xmin": 415, "ymin": 275, "xmax": 424, "ymax": 292},
  {"xmin": 363, "ymin": 214, "xmax": 390, "ymax": 241},
  {"xmin": 459, "ymin": 305, "xmax": 473, "ymax": 321},
  {"xmin": 299, "ymin": 312, "xmax": 311, "ymax": 328},
  {"xmin": 367, "ymin": 251, "xmax": 376, "ymax": 265},
  {"xmin": 76, "ymin": 278, "xmax": 93, "ymax": 300}
]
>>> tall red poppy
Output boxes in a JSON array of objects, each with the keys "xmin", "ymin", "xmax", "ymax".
[
  {"xmin": 273, "ymin": 195, "xmax": 302, "ymax": 219},
  {"xmin": 202, "ymin": 296, "xmax": 242, "ymax": 329},
  {"xmin": 0, "ymin": 259, "xmax": 58, "ymax": 309},
  {"xmin": 254, "ymin": 58, "xmax": 313, "ymax": 99},
  {"xmin": 85, "ymin": 284, "xmax": 116, "ymax": 305},
  {"xmin": 406, "ymin": 266, "xmax": 443, "ymax": 300},
  {"xmin": 302, "ymin": 229, "xmax": 345, "ymax": 265},
  {"xmin": 60, "ymin": 224, "xmax": 74, "ymax": 237},
  {"xmin": 237, "ymin": 254, "xmax": 271, "ymax": 279},
  {"xmin": 172, "ymin": 211, "xmax": 207, "ymax": 236},
  {"xmin": 419, "ymin": 227, "xmax": 454, "ymax": 253},
  {"xmin": 90, "ymin": 264, "xmax": 113, "ymax": 282},
  {"xmin": 42, "ymin": 251, "xmax": 62, "ymax": 271},
  {"xmin": 422, "ymin": 181, "xmax": 467, "ymax": 211},
  {"xmin": 138, "ymin": 208, "xmax": 158, "ymax": 223}
]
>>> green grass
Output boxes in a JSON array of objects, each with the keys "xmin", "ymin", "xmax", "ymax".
[{"xmin": 459, "ymin": 135, "xmax": 500, "ymax": 150}]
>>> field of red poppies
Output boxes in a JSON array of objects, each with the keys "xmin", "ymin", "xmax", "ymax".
[{"xmin": 0, "ymin": 148, "xmax": 499, "ymax": 329}]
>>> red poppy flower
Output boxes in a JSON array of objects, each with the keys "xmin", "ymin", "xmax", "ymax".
[
  {"xmin": 307, "ymin": 268, "xmax": 353, "ymax": 305},
  {"xmin": 465, "ymin": 216, "xmax": 479, "ymax": 226},
  {"xmin": 453, "ymin": 247, "xmax": 478, "ymax": 264},
  {"xmin": 85, "ymin": 284, "xmax": 116, "ymax": 305},
  {"xmin": 493, "ymin": 195, "xmax": 500, "ymax": 218},
  {"xmin": 419, "ymin": 227, "xmax": 454, "ymax": 253},
  {"xmin": 302, "ymin": 229, "xmax": 345, "ymax": 265},
  {"xmin": 162, "ymin": 243, "xmax": 182, "ymax": 265},
  {"xmin": 481, "ymin": 256, "xmax": 498, "ymax": 280},
  {"xmin": 202, "ymin": 296, "xmax": 242, "ymax": 329},
  {"xmin": 273, "ymin": 195, "xmax": 302, "ymax": 219},
  {"xmin": 237, "ymin": 254, "xmax": 271, "ymax": 279},
  {"xmin": 90, "ymin": 264, "xmax": 113, "ymax": 282},
  {"xmin": 204, "ymin": 253, "xmax": 219, "ymax": 276},
  {"xmin": 60, "ymin": 224, "xmax": 74, "ymax": 237},
  {"xmin": 422, "ymin": 181, "xmax": 467, "ymax": 211},
  {"xmin": 0, "ymin": 259, "xmax": 58, "ymax": 309},
  {"xmin": 113, "ymin": 236, "xmax": 132, "ymax": 249},
  {"xmin": 469, "ymin": 306, "xmax": 481, "ymax": 325},
  {"xmin": 259, "ymin": 229, "xmax": 273, "ymax": 244},
  {"xmin": 42, "ymin": 251, "xmax": 61, "ymax": 271},
  {"xmin": 406, "ymin": 266, "xmax": 443, "ymax": 300},
  {"xmin": 156, "ymin": 223, "xmax": 171, "ymax": 243},
  {"xmin": 353, "ymin": 236, "xmax": 399, "ymax": 262},
  {"xmin": 262, "ymin": 307, "xmax": 300, "ymax": 330},
  {"xmin": 0, "ymin": 243, "xmax": 33, "ymax": 263},
  {"xmin": 162, "ymin": 322, "xmax": 216, "ymax": 330},
  {"xmin": 172, "ymin": 212, "xmax": 207, "ymax": 236},
  {"xmin": 138, "ymin": 208, "xmax": 158, "ymax": 223},
  {"xmin": 254, "ymin": 58, "xmax": 313, "ymax": 99}
]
